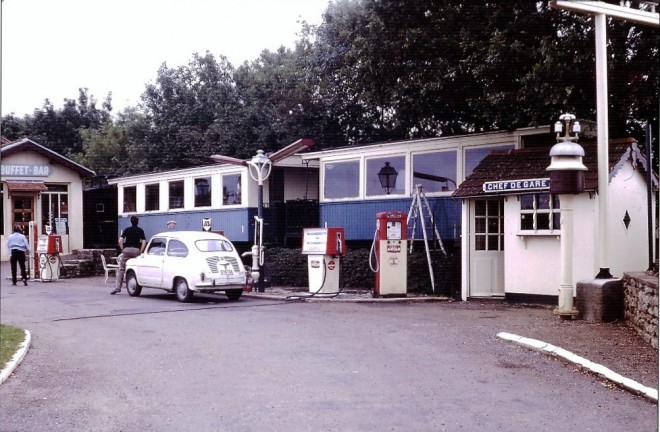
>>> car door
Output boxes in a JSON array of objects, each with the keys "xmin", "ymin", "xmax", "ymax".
[
  {"xmin": 162, "ymin": 239, "xmax": 189, "ymax": 288},
  {"xmin": 137, "ymin": 237, "xmax": 167, "ymax": 287}
]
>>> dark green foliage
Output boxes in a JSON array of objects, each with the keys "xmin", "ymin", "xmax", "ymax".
[
  {"xmin": 338, "ymin": 248, "xmax": 373, "ymax": 289},
  {"xmin": 265, "ymin": 246, "xmax": 462, "ymax": 297},
  {"xmin": 265, "ymin": 247, "xmax": 309, "ymax": 287},
  {"xmin": 2, "ymin": 1, "xmax": 657, "ymax": 172},
  {"xmin": 407, "ymin": 249, "xmax": 461, "ymax": 297}
]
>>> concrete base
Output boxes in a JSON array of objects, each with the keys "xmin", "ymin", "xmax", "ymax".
[{"xmin": 576, "ymin": 278, "xmax": 624, "ymax": 322}]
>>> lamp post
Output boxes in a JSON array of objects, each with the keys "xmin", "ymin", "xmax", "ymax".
[
  {"xmin": 547, "ymin": 113, "xmax": 587, "ymax": 319},
  {"xmin": 378, "ymin": 162, "xmax": 398, "ymax": 194},
  {"xmin": 210, "ymin": 139, "xmax": 315, "ymax": 294},
  {"xmin": 246, "ymin": 150, "xmax": 272, "ymax": 292}
]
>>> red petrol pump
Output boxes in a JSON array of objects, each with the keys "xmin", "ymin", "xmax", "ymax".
[
  {"xmin": 36, "ymin": 234, "xmax": 63, "ymax": 281},
  {"xmin": 301, "ymin": 227, "xmax": 346, "ymax": 294},
  {"xmin": 370, "ymin": 211, "xmax": 408, "ymax": 297}
]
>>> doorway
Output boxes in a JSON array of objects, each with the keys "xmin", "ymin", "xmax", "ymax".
[
  {"xmin": 12, "ymin": 195, "xmax": 35, "ymax": 238},
  {"xmin": 469, "ymin": 199, "xmax": 504, "ymax": 297}
]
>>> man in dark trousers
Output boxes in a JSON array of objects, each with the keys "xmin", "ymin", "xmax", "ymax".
[
  {"xmin": 112, "ymin": 215, "xmax": 146, "ymax": 294},
  {"xmin": 6, "ymin": 225, "xmax": 31, "ymax": 286}
]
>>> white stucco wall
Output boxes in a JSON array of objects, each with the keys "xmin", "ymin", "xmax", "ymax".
[
  {"xmin": 503, "ymin": 195, "xmax": 598, "ymax": 296},
  {"xmin": 606, "ymin": 161, "xmax": 655, "ymax": 276},
  {"xmin": 501, "ymin": 159, "xmax": 654, "ymax": 297},
  {"xmin": 1, "ymin": 150, "xmax": 86, "ymax": 260}
]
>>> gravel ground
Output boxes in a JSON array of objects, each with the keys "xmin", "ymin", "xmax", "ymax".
[{"xmin": 251, "ymin": 287, "xmax": 659, "ymax": 393}]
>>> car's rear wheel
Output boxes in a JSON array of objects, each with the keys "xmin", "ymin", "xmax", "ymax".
[
  {"xmin": 175, "ymin": 278, "xmax": 193, "ymax": 302},
  {"xmin": 225, "ymin": 289, "xmax": 243, "ymax": 301},
  {"xmin": 126, "ymin": 272, "xmax": 142, "ymax": 297}
]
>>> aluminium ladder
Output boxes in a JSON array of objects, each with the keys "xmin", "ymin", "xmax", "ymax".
[{"xmin": 407, "ymin": 184, "xmax": 447, "ymax": 293}]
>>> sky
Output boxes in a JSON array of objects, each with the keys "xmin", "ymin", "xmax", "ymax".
[{"xmin": 1, "ymin": 0, "xmax": 331, "ymax": 117}]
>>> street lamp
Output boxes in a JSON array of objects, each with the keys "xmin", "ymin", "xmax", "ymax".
[
  {"xmin": 547, "ymin": 113, "xmax": 587, "ymax": 319},
  {"xmin": 246, "ymin": 150, "xmax": 273, "ymax": 293},
  {"xmin": 210, "ymin": 139, "xmax": 315, "ymax": 293},
  {"xmin": 378, "ymin": 162, "xmax": 398, "ymax": 194}
]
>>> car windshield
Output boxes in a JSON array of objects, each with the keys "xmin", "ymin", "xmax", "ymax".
[{"xmin": 195, "ymin": 239, "xmax": 234, "ymax": 252}]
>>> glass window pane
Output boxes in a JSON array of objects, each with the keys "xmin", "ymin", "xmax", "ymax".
[
  {"xmin": 475, "ymin": 235, "xmax": 486, "ymax": 251},
  {"xmin": 222, "ymin": 174, "xmax": 241, "ymax": 205},
  {"xmin": 475, "ymin": 218, "xmax": 486, "ymax": 233},
  {"xmin": 123, "ymin": 186, "xmax": 136, "ymax": 212},
  {"xmin": 487, "ymin": 235, "xmax": 499, "ymax": 251},
  {"xmin": 464, "ymin": 145, "xmax": 513, "ymax": 178},
  {"xmin": 145, "ymin": 184, "xmax": 160, "ymax": 211},
  {"xmin": 488, "ymin": 217, "xmax": 499, "ymax": 234},
  {"xmin": 324, "ymin": 160, "xmax": 360, "ymax": 199},
  {"xmin": 412, "ymin": 151, "xmax": 457, "ymax": 192},
  {"xmin": 521, "ymin": 214, "xmax": 534, "ymax": 230},
  {"xmin": 552, "ymin": 194, "xmax": 560, "ymax": 209},
  {"xmin": 169, "ymin": 181, "xmax": 184, "ymax": 209},
  {"xmin": 520, "ymin": 195, "xmax": 534, "ymax": 210},
  {"xmin": 487, "ymin": 200, "xmax": 500, "ymax": 216},
  {"xmin": 553, "ymin": 212, "xmax": 561, "ymax": 230},
  {"xmin": 500, "ymin": 235, "xmax": 505, "ymax": 251},
  {"xmin": 537, "ymin": 213, "xmax": 550, "ymax": 230},
  {"xmin": 475, "ymin": 201, "xmax": 486, "ymax": 216},
  {"xmin": 366, "ymin": 156, "xmax": 405, "ymax": 196},
  {"xmin": 195, "ymin": 177, "xmax": 212, "ymax": 207},
  {"xmin": 537, "ymin": 193, "xmax": 551, "ymax": 209}
]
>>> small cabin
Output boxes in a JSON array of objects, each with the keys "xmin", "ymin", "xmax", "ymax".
[{"xmin": 452, "ymin": 138, "xmax": 658, "ymax": 302}]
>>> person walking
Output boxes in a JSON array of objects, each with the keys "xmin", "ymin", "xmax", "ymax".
[
  {"xmin": 7, "ymin": 225, "xmax": 31, "ymax": 286},
  {"xmin": 112, "ymin": 215, "xmax": 146, "ymax": 295}
]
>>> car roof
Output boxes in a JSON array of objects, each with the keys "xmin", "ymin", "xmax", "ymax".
[{"xmin": 150, "ymin": 231, "xmax": 231, "ymax": 242}]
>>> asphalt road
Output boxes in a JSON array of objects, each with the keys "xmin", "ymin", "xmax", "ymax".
[{"xmin": 0, "ymin": 274, "xmax": 656, "ymax": 432}]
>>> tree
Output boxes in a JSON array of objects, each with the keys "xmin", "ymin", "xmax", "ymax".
[{"xmin": 141, "ymin": 52, "xmax": 240, "ymax": 169}]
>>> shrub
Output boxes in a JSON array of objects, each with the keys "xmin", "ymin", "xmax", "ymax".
[{"xmin": 264, "ymin": 246, "xmax": 461, "ymax": 297}]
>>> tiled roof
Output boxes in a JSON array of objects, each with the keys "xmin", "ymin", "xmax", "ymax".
[{"xmin": 452, "ymin": 138, "xmax": 656, "ymax": 198}]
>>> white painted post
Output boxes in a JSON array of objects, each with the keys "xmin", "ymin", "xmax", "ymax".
[{"xmin": 557, "ymin": 194, "xmax": 576, "ymax": 314}]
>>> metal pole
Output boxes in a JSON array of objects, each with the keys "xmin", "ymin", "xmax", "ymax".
[
  {"xmin": 646, "ymin": 124, "xmax": 656, "ymax": 272},
  {"xmin": 594, "ymin": 13, "xmax": 613, "ymax": 279},
  {"xmin": 257, "ymin": 182, "xmax": 265, "ymax": 292}
]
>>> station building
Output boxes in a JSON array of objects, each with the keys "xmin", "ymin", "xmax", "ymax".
[{"xmin": 1, "ymin": 138, "xmax": 95, "ymax": 261}]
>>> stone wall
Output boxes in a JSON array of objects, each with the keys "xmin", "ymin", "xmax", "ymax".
[
  {"xmin": 60, "ymin": 249, "xmax": 118, "ymax": 278},
  {"xmin": 623, "ymin": 272, "xmax": 658, "ymax": 349}
]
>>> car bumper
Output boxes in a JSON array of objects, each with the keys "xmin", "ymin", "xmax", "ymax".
[{"xmin": 195, "ymin": 277, "xmax": 246, "ymax": 290}]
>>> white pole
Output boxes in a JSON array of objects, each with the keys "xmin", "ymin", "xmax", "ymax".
[
  {"xmin": 594, "ymin": 13, "xmax": 613, "ymax": 279},
  {"xmin": 556, "ymin": 194, "xmax": 577, "ymax": 316}
]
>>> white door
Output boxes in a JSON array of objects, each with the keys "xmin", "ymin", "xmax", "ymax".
[{"xmin": 469, "ymin": 199, "xmax": 504, "ymax": 297}]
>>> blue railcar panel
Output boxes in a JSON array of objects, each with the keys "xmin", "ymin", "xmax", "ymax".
[
  {"xmin": 116, "ymin": 208, "xmax": 254, "ymax": 243},
  {"xmin": 320, "ymin": 198, "xmax": 461, "ymax": 242}
]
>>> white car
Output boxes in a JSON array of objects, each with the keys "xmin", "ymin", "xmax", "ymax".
[{"xmin": 124, "ymin": 231, "xmax": 247, "ymax": 302}]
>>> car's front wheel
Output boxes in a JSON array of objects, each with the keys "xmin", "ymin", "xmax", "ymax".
[
  {"xmin": 175, "ymin": 278, "xmax": 193, "ymax": 302},
  {"xmin": 225, "ymin": 289, "xmax": 243, "ymax": 301},
  {"xmin": 126, "ymin": 272, "xmax": 142, "ymax": 297}
]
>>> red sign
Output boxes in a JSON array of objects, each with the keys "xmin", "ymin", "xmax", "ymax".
[{"xmin": 327, "ymin": 260, "xmax": 336, "ymax": 270}]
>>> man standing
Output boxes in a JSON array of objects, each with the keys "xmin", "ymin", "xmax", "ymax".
[
  {"xmin": 112, "ymin": 215, "xmax": 146, "ymax": 295},
  {"xmin": 6, "ymin": 225, "xmax": 31, "ymax": 286}
]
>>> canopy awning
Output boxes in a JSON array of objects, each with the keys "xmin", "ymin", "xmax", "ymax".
[{"xmin": 4, "ymin": 180, "xmax": 48, "ymax": 193}]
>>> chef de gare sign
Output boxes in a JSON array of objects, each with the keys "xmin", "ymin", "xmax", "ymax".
[{"xmin": 482, "ymin": 178, "xmax": 550, "ymax": 192}]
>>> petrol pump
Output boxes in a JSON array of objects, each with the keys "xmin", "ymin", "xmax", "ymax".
[
  {"xmin": 36, "ymin": 234, "xmax": 63, "ymax": 281},
  {"xmin": 301, "ymin": 227, "xmax": 346, "ymax": 294},
  {"xmin": 370, "ymin": 211, "xmax": 408, "ymax": 297}
]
